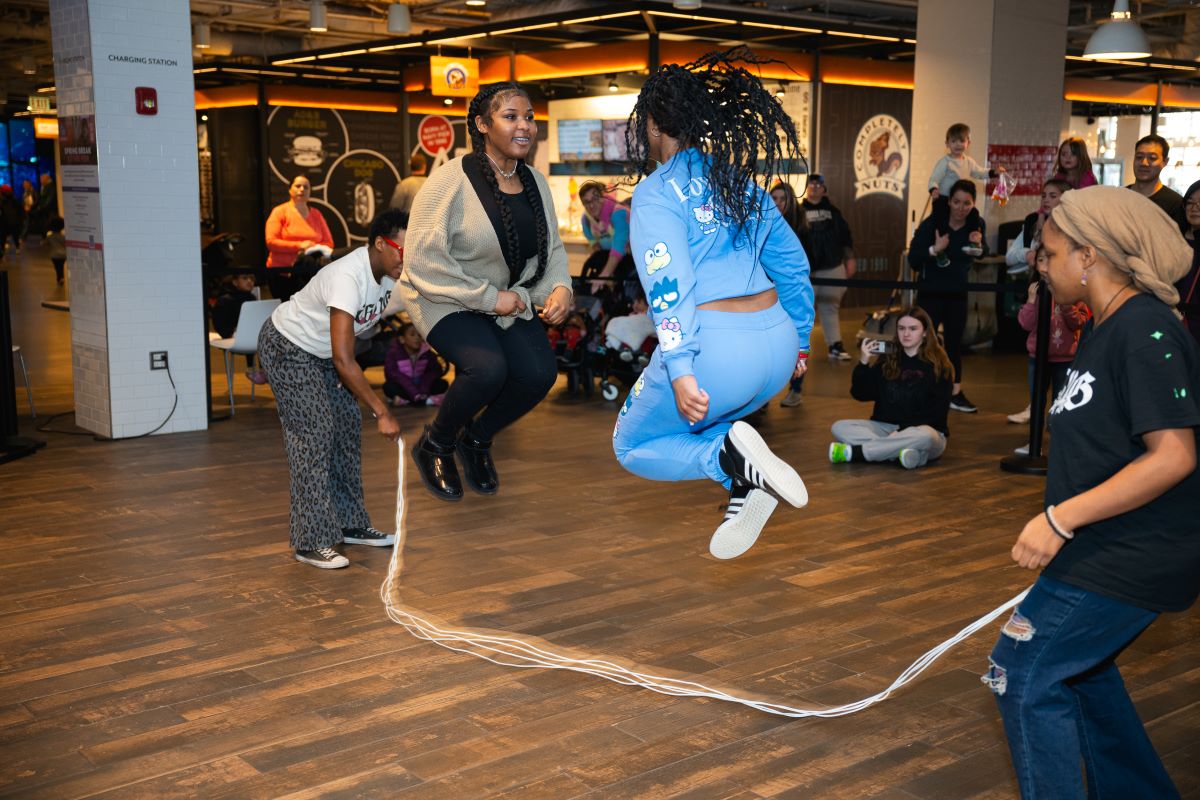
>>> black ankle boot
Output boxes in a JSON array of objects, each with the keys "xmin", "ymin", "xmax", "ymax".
[
  {"xmin": 456, "ymin": 431, "xmax": 499, "ymax": 495},
  {"xmin": 412, "ymin": 429, "xmax": 463, "ymax": 502}
]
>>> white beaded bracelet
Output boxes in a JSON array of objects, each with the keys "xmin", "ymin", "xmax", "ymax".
[{"xmin": 1045, "ymin": 505, "xmax": 1075, "ymax": 541}]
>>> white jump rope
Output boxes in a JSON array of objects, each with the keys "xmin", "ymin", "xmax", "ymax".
[{"xmin": 381, "ymin": 438, "xmax": 1030, "ymax": 718}]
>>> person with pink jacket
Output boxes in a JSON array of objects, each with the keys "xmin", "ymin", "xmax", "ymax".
[{"xmin": 1008, "ymin": 247, "xmax": 1089, "ymax": 438}]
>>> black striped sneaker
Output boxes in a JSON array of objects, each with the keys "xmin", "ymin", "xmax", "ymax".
[
  {"xmin": 342, "ymin": 526, "xmax": 395, "ymax": 547},
  {"xmin": 718, "ymin": 421, "xmax": 809, "ymax": 508},
  {"xmin": 709, "ymin": 482, "xmax": 778, "ymax": 560},
  {"xmin": 294, "ymin": 547, "xmax": 349, "ymax": 569}
]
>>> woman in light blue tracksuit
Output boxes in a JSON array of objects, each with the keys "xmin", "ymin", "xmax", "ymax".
[{"xmin": 612, "ymin": 48, "xmax": 815, "ymax": 560}]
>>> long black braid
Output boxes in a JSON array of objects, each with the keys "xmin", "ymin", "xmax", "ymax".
[
  {"xmin": 466, "ymin": 82, "xmax": 549, "ymax": 289},
  {"xmin": 626, "ymin": 47, "xmax": 803, "ymax": 247}
]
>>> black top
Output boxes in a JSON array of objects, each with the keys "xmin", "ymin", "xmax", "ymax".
[
  {"xmin": 1042, "ymin": 293, "xmax": 1200, "ymax": 613},
  {"xmin": 1126, "ymin": 184, "xmax": 1186, "ymax": 229},
  {"xmin": 908, "ymin": 207, "xmax": 988, "ymax": 292},
  {"xmin": 501, "ymin": 189, "xmax": 538, "ymax": 264},
  {"xmin": 799, "ymin": 198, "xmax": 853, "ymax": 272},
  {"xmin": 849, "ymin": 354, "xmax": 953, "ymax": 435},
  {"xmin": 211, "ymin": 288, "xmax": 256, "ymax": 339}
]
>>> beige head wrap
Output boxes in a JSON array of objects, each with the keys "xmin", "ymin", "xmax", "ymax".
[{"xmin": 1049, "ymin": 185, "xmax": 1192, "ymax": 306}]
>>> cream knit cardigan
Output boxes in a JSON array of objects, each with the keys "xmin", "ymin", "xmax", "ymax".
[{"xmin": 398, "ymin": 155, "xmax": 571, "ymax": 336}]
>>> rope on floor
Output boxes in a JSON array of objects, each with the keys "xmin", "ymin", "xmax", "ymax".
[{"xmin": 381, "ymin": 437, "xmax": 1029, "ymax": 718}]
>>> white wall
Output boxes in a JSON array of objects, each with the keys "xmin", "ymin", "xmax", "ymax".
[{"xmin": 51, "ymin": 0, "xmax": 206, "ymax": 438}]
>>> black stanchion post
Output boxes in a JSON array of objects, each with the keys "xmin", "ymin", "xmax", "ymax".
[
  {"xmin": 0, "ymin": 271, "xmax": 46, "ymax": 465},
  {"xmin": 1001, "ymin": 280, "xmax": 1050, "ymax": 475}
]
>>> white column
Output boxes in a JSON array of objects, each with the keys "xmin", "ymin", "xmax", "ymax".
[
  {"xmin": 51, "ymin": 0, "xmax": 205, "ymax": 438},
  {"xmin": 908, "ymin": 0, "xmax": 1070, "ymax": 243}
]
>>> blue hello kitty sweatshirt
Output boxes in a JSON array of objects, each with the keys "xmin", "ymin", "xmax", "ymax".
[{"xmin": 629, "ymin": 147, "xmax": 814, "ymax": 381}]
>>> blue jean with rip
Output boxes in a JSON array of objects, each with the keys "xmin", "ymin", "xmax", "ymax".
[{"xmin": 985, "ymin": 576, "xmax": 1179, "ymax": 799}]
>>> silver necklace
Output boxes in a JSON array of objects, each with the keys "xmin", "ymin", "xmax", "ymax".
[{"xmin": 484, "ymin": 152, "xmax": 518, "ymax": 179}]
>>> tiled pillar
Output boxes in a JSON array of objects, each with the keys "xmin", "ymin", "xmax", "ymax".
[
  {"xmin": 50, "ymin": 0, "xmax": 205, "ymax": 438},
  {"xmin": 907, "ymin": 0, "xmax": 1070, "ymax": 243}
]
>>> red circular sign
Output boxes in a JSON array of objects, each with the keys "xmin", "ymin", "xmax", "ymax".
[{"xmin": 418, "ymin": 115, "xmax": 454, "ymax": 157}]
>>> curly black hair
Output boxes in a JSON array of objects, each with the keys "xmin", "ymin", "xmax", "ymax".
[
  {"xmin": 626, "ymin": 47, "xmax": 803, "ymax": 246},
  {"xmin": 466, "ymin": 82, "xmax": 550, "ymax": 289}
]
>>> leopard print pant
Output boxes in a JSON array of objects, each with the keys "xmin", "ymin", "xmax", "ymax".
[{"xmin": 258, "ymin": 319, "xmax": 371, "ymax": 551}]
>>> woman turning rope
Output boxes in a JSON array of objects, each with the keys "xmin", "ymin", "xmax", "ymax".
[
  {"xmin": 613, "ymin": 49, "xmax": 815, "ymax": 560},
  {"xmin": 988, "ymin": 186, "xmax": 1198, "ymax": 798}
]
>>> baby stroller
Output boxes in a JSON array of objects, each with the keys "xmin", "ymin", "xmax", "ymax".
[
  {"xmin": 595, "ymin": 333, "xmax": 654, "ymax": 402},
  {"xmin": 543, "ymin": 302, "xmax": 598, "ymax": 398}
]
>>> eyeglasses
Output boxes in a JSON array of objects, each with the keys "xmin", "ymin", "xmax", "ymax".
[
  {"xmin": 1186, "ymin": 200, "xmax": 1200, "ymax": 211},
  {"xmin": 381, "ymin": 236, "xmax": 404, "ymax": 258}
]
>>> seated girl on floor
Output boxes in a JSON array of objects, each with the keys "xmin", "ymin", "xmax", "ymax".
[{"xmin": 828, "ymin": 306, "xmax": 953, "ymax": 469}]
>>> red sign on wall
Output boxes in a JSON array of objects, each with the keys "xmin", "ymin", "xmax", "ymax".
[
  {"xmin": 986, "ymin": 144, "xmax": 1058, "ymax": 196},
  {"xmin": 417, "ymin": 115, "xmax": 454, "ymax": 158}
]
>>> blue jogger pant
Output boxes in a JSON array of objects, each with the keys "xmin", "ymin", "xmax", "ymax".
[{"xmin": 612, "ymin": 302, "xmax": 799, "ymax": 487}]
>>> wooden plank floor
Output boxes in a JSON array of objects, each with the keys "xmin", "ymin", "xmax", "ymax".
[{"xmin": 3, "ymin": 251, "xmax": 1198, "ymax": 799}]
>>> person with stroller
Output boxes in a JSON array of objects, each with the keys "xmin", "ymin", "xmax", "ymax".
[
  {"xmin": 580, "ymin": 180, "xmax": 634, "ymax": 301},
  {"xmin": 828, "ymin": 306, "xmax": 953, "ymax": 469},
  {"xmin": 613, "ymin": 48, "xmax": 815, "ymax": 561}
]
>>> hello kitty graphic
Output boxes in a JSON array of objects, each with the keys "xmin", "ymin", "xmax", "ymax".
[
  {"xmin": 657, "ymin": 317, "xmax": 683, "ymax": 351},
  {"xmin": 692, "ymin": 203, "xmax": 719, "ymax": 234}
]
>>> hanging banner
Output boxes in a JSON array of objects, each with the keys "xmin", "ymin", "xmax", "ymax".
[
  {"xmin": 852, "ymin": 114, "xmax": 909, "ymax": 201},
  {"xmin": 429, "ymin": 55, "xmax": 479, "ymax": 98}
]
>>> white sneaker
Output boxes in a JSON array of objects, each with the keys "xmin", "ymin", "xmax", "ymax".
[
  {"xmin": 1013, "ymin": 444, "xmax": 1030, "ymax": 456},
  {"xmin": 1007, "ymin": 406, "xmax": 1031, "ymax": 424},
  {"xmin": 720, "ymin": 420, "xmax": 809, "ymax": 508},
  {"xmin": 294, "ymin": 547, "xmax": 349, "ymax": 569},
  {"xmin": 898, "ymin": 448, "xmax": 922, "ymax": 469},
  {"xmin": 709, "ymin": 483, "xmax": 778, "ymax": 560}
]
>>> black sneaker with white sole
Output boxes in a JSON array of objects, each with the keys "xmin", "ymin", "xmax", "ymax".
[
  {"xmin": 709, "ymin": 482, "xmax": 778, "ymax": 560},
  {"xmin": 950, "ymin": 391, "xmax": 978, "ymax": 413},
  {"xmin": 718, "ymin": 420, "xmax": 809, "ymax": 508},
  {"xmin": 294, "ymin": 547, "xmax": 350, "ymax": 569},
  {"xmin": 342, "ymin": 526, "xmax": 395, "ymax": 546}
]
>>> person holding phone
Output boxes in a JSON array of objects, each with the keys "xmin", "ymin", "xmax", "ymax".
[
  {"xmin": 828, "ymin": 307, "xmax": 954, "ymax": 469},
  {"xmin": 399, "ymin": 82, "xmax": 572, "ymax": 502}
]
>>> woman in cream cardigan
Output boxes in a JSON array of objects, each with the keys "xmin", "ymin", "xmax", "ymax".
[{"xmin": 400, "ymin": 82, "xmax": 572, "ymax": 502}]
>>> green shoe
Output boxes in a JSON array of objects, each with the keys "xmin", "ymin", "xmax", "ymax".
[{"xmin": 829, "ymin": 442, "xmax": 852, "ymax": 464}]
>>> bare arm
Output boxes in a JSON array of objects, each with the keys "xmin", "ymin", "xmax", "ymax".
[
  {"xmin": 330, "ymin": 309, "xmax": 401, "ymax": 441},
  {"xmin": 1012, "ymin": 428, "xmax": 1197, "ymax": 569}
]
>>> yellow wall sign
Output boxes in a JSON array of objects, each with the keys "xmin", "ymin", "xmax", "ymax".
[{"xmin": 430, "ymin": 55, "xmax": 478, "ymax": 97}]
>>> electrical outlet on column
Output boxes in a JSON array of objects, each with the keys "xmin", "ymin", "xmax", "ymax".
[{"xmin": 150, "ymin": 351, "xmax": 168, "ymax": 370}]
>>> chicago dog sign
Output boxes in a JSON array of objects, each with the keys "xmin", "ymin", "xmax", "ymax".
[{"xmin": 853, "ymin": 114, "xmax": 909, "ymax": 201}]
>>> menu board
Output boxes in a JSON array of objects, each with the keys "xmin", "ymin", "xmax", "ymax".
[{"xmin": 558, "ymin": 118, "xmax": 603, "ymax": 161}]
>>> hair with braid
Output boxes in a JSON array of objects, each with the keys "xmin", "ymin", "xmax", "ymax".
[
  {"xmin": 626, "ymin": 47, "xmax": 803, "ymax": 246},
  {"xmin": 466, "ymin": 82, "xmax": 549, "ymax": 288}
]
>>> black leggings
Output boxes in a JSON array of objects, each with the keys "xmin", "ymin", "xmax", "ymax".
[
  {"xmin": 425, "ymin": 311, "xmax": 558, "ymax": 445},
  {"xmin": 918, "ymin": 290, "xmax": 967, "ymax": 384}
]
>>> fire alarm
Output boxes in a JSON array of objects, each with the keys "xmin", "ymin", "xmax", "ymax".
[{"xmin": 135, "ymin": 87, "xmax": 157, "ymax": 115}]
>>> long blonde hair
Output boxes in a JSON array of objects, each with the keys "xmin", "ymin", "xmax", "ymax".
[{"xmin": 881, "ymin": 306, "xmax": 954, "ymax": 382}]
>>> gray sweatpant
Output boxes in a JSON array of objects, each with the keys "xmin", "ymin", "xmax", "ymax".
[{"xmin": 831, "ymin": 418, "xmax": 946, "ymax": 467}]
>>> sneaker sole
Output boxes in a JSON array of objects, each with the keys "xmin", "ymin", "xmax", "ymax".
[
  {"xmin": 411, "ymin": 444, "xmax": 464, "ymax": 502},
  {"xmin": 950, "ymin": 405, "xmax": 978, "ymax": 413},
  {"xmin": 709, "ymin": 488, "xmax": 778, "ymax": 560},
  {"xmin": 342, "ymin": 534, "xmax": 395, "ymax": 547},
  {"xmin": 294, "ymin": 553, "xmax": 349, "ymax": 569},
  {"xmin": 898, "ymin": 449, "xmax": 921, "ymax": 469},
  {"xmin": 728, "ymin": 421, "xmax": 809, "ymax": 508}
]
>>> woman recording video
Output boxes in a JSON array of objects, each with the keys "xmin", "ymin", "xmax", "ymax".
[{"xmin": 828, "ymin": 306, "xmax": 954, "ymax": 469}]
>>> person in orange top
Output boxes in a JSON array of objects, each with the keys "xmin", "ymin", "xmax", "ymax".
[{"xmin": 265, "ymin": 175, "xmax": 334, "ymax": 300}]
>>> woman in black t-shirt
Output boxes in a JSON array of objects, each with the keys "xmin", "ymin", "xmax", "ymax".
[
  {"xmin": 828, "ymin": 306, "xmax": 953, "ymax": 469},
  {"xmin": 988, "ymin": 186, "xmax": 1197, "ymax": 799}
]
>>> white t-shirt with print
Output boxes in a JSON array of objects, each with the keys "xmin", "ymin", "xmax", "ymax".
[{"xmin": 271, "ymin": 246, "xmax": 394, "ymax": 359}]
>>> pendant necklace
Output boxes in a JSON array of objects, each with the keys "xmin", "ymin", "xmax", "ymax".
[{"xmin": 485, "ymin": 152, "xmax": 518, "ymax": 179}]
